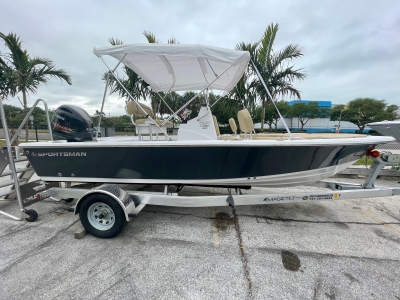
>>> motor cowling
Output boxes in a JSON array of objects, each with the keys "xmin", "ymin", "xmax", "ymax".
[{"xmin": 52, "ymin": 105, "xmax": 93, "ymax": 142}]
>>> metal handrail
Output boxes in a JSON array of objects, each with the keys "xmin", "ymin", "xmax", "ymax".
[
  {"xmin": 10, "ymin": 99, "xmax": 53, "ymax": 145},
  {"xmin": 0, "ymin": 98, "xmax": 52, "ymax": 220}
]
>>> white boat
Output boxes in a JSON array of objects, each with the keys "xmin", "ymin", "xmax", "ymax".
[
  {"xmin": 19, "ymin": 43, "xmax": 395, "ymax": 188},
  {"xmin": 368, "ymin": 120, "xmax": 400, "ymax": 142}
]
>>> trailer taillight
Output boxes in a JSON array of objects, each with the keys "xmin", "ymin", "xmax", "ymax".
[{"xmin": 366, "ymin": 146, "xmax": 380, "ymax": 158}]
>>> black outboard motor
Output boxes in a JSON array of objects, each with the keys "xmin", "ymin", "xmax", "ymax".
[{"xmin": 52, "ymin": 105, "xmax": 93, "ymax": 142}]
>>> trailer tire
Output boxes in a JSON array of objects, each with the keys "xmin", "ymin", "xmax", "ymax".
[
  {"xmin": 25, "ymin": 209, "xmax": 38, "ymax": 222},
  {"xmin": 79, "ymin": 194, "xmax": 126, "ymax": 238}
]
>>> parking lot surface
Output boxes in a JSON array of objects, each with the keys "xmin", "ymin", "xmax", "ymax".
[{"xmin": 0, "ymin": 179, "xmax": 400, "ymax": 300}]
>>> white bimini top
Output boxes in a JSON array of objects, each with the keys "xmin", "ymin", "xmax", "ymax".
[{"xmin": 93, "ymin": 43, "xmax": 250, "ymax": 93}]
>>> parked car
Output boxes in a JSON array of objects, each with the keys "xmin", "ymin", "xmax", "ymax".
[{"xmin": 93, "ymin": 127, "xmax": 102, "ymax": 137}]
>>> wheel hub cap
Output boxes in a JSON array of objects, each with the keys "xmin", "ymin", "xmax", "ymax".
[{"xmin": 87, "ymin": 202, "xmax": 115, "ymax": 231}]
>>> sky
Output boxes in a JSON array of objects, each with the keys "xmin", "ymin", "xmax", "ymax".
[{"xmin": 1, "ymin": 0, "xmax": 399, "ymax": 116}]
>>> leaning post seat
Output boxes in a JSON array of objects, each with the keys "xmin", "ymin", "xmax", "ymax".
[
  {"xmin": 229, "ymin": 118, "xmax": 237, "ymax": 134},
  {"xmin": 126, "ymin": 101, "xmax": 173, "ymax": 140},
  {"xmin": 212, "ymin": 115, "xmax": 220, "ymax": 137},
  {"xmin": 135, "ymin": 118, "xmax": 173, "ymax": 127},
  {"xmin": 126, "ymin": 101, "xmax": 154, "ymax": 118},
  {"xmin": 237, "ymin": 109, "xmax": 254, "ymax": 139}
]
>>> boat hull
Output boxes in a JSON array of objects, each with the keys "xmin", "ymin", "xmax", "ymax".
[
  {"xmin": 368, "ymin": 121, "xmax": 400, "ymax": 143},
  {"xmin": 21, "ymin": 141, "xmax": 375, "ymax": 187}
]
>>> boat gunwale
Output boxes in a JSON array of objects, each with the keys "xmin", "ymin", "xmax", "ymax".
[{"xmin": 19, "ymin": 135, "xmax": 395, "ymax": 148}]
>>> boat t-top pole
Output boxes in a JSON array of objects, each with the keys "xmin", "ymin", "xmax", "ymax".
[
  {"xmin": 95, "ymin": 72, "xmax": 109, "ymax": 141},
  {"xmin": 160, "ymin": 62, "xmax": 237, "ymax": 127},
  {"xmin": 95, "ymin": 54, "xmax": 127, "ymax": 141},
  {"xmin": 155, "ymin": 92, "xmax": 175, "ymax": 116},
  {"xmin": 251, "ymin": 60, "xmax": 293, "ymax": 139},
  {"xmin": 98, "ymin": 55, "xmax": 172, "ymax": 140}
]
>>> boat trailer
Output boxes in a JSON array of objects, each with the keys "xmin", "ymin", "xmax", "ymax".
[
  {"xmin": 31, "ymin": 152, "xmax": 400, "ymax": 238},
  {"xmin": 1, "ymin": 149, "xmax": 400, "ymax": 238},
  {"xmin": 1, "ymin": 99, "xmax": 399, "ymax": 238}
]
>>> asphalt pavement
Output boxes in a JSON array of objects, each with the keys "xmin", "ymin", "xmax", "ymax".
[{"xmin": 0, "ymin": 179, "xmax": 400, "ymax": 300}]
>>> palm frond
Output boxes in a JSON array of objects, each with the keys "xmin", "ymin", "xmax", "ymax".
[
  {"xmin": 143, "ymin": 31, "xmax": 159, "ymax": 43},
  {"xmin": 258, "ymin": 23, "xmax": 279, "ymax": 66},
  {"xmin": 0, "ymin": 31, "xmax": 72, "ymax": 98},
  {"xmin": 109, "ymin": 38, "xmax": 124, "ymax": 46},
  {"xmin": 167, "ymin": 37, "xmax": 179, "ymax": 44}
]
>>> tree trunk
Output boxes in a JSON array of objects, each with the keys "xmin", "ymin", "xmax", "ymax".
[
  {"xmin": 261, "ymin": 99, "xmax": 265, "ymax": 130},
  {"xmin": 23, "ymin": 90, "xmax": 29, "ymax": 142},
  {"xmin": 300, "ymin": 119, "xmax": 309, "ymax": 130}
]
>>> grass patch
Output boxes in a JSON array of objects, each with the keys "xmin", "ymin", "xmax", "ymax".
[
  {"xmin": 354, "ymin": 155, "xmax": 374, "ymax": 166},
  {"xmin": 354, "ymin": 155, "xmax": 400, "ymax": 167}
]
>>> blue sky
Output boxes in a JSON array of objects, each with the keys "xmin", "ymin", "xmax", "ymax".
[{"xmin": 1, "ymin": 0, "xmax": 399, "ymax": 116}]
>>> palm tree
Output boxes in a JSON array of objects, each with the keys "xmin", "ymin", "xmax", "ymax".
[
  {"xmin": 228, "ymin": 67, "xmax": 257, "ymax": 116},
  {"xmin": 239, "ymin": 24, "xmax": 306, "ymax": 130},
  {"xmin": 0, "ymin": 56, "xmax": 17, "ymax": 100},
  {"xmin": 157, "ymin": 91, "xmax": 182, "ymax": 117},
  {"xmin": 0, "ymin": 32, "xmax": 72, "ymax": 140},
  {"xmin": 94, "ymin": 110, "xmax": 105, "ymax": 118}
]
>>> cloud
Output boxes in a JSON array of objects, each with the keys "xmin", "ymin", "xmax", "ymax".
[{"xmin": 1, "ymin": 0, "xmax": 399, "ymax": 117}]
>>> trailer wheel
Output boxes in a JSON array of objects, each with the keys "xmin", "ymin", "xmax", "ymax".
[
  {"xmin": 25, "ymin": 209, "xmax": 38, "ymax": 222},
  {"xmin": 79, "ymin": 194, "xmax": 126, "ymax": 238}
]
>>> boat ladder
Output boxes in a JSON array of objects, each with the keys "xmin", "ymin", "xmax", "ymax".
[{"xmin": 0, "ymin": 98, "xmax": 53, "ymax": 221}]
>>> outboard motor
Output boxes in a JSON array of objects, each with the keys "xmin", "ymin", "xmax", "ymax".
[{"xmin": 52, "ymin": 105, "xmax": 93, "ymax": 142}]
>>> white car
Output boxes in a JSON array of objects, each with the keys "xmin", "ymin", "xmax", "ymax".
[{"xmin": 92, "ymin": 127, "xmax": 102, "ymax": 137}]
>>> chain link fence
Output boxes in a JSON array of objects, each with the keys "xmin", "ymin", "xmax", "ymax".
[
  {"xmin": 0, "ymin": 124, "xmax": 52, "ymax": 144},
  {"xmin": 0, "ymin": 124, "xmax": 181, "ymax": 143},
  {"xmin": 350, "ymin": 141, "xmax": 400, "ymax": 170},
  {"xmin": 0, "ymin": 124, "xmax": 119, "ymax": 144}
]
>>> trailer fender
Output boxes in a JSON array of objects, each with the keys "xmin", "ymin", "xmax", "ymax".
[{"xmin": 74, "ymin": 185, "xmax": 135, "ymax": 222}]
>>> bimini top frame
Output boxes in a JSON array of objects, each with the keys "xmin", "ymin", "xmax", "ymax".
[
  {"xmin": 93, "ymin": 43, "xmax": 250, "ymax": 140},
  {"xmin": 94, "ymin": 43, "xmax": 250, "ymax": 92},
  {"xmin": 93, "ymin": 43, "xmax": 293, "ymax": 140}
]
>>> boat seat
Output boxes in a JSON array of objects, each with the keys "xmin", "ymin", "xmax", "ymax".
[
  {"xmin": 229, "ymin": 118, "xmax": 237, "ymax": 134},
  {"xmin": 135, "ymin": 118, "xmax": 173, "ymax": 127},
  {"xmin": 213, "ymin": 115, "xmax": 220, "ymax": 137},
  {"xmin": 237, "ymin": 109, "xmax": 254, "ymax": 139},
  {"xmin": 126, "ymin": 101, "xmax": 154, "ymax": 118},
  {"xmin": 133, "ymin": 113, "xmax": 173, "ymax": 141}
]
